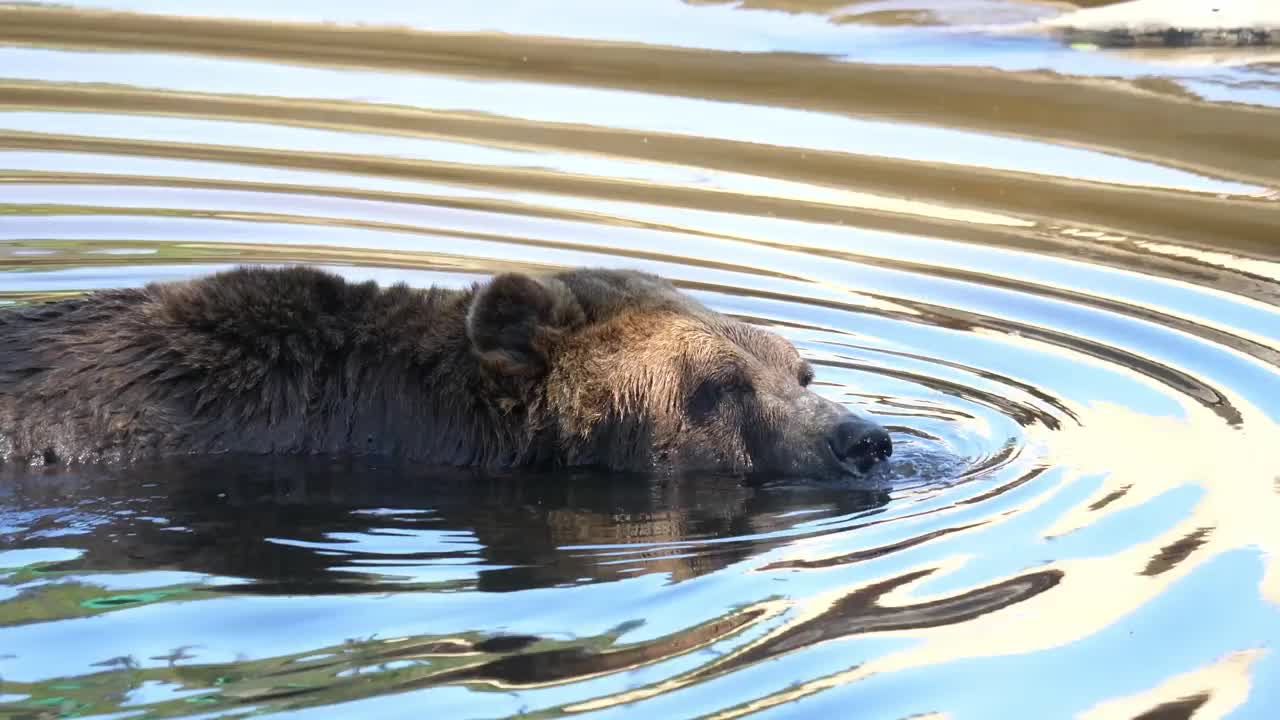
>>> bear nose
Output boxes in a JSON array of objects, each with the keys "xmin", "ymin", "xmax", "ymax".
[{"xmin": 830, "ymin": 421, "xmax": 893, "ymax": 471}]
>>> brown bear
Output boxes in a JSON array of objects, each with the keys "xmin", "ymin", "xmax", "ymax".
[{"xmin": 0, "ymin": 266, "xmax": 891, "ymax": 479}]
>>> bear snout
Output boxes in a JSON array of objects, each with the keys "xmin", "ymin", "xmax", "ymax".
[
  {"xmin": 758, "ymin": 391, "xmax": 893, "ymax": 481},
  {"xmin": 828, "ymin": 420, "xmax": 893, "ymax": 474}
]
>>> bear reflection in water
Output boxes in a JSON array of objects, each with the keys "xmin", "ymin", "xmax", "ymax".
[
  {"xmin": 1, "ymin": 266, "xmax": 891, "ymax": 480},
  {"xmin": 2, "ymin": 458, "xmax": 891, "ymax": 591}
]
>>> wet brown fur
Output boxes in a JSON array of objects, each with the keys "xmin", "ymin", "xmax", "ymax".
[{"xmin": 0, "ymin": 266, "xmax": 850, "ymax": 476}]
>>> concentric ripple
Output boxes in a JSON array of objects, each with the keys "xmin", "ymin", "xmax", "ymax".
[{"xmin": 2, "ymin": 1, "xmax": 1280, "ymax": 718}]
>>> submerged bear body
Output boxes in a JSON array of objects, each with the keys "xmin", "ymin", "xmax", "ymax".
[{"xmin": 0, "ymin": 266, "xmax": 890, "ymax": 479}]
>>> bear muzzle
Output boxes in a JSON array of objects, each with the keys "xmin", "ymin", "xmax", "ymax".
[
  {"xmin": 829, "ymin": 420, "xmax": 894, "ymax": 474},
  {"xmin": 756, "ymin": 390, "xmax": 894, "ymax": 482}
]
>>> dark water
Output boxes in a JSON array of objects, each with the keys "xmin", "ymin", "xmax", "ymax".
[{"xmin": 2, "ymin": 1, "xmax": 1280, "ymax": 718}]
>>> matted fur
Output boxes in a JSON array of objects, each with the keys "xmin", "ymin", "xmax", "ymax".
[{"xmin": 0, "ymin": 266, "xmax": 882, "ymax": 478}]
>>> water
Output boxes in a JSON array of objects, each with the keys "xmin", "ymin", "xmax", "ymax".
[{"xmin": 1, "ymin": 0, "xmax": 1279, "ymax": 717}]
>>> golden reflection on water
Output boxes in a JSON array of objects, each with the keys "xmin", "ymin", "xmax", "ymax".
[
  {"xmin": 633, "ymin": 398, "xmax": 1280, "ymax": 718},
  {"xmin": 1079, "ymin": 649, "xmax": 1262, "ymax": 720}
]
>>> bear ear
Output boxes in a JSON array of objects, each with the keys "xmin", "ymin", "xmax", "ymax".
[{"xmin": 467, "ymin": 273, "xmax": 585, "ymax": 378}]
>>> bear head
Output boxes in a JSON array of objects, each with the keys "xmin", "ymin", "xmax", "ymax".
[{"xmin": 467, "ymin": 268, "xmax": 891, "ymax": 481}]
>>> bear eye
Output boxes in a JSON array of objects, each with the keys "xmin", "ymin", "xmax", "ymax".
[
  {"xmin": 688, "ymin": 375, "xmax": 752, "ymax": 416},
  {"xmin": 798, "ymin": 363, "xmax": 815, "ymax": 387},
  {"xmin": 688, "ymin": 379, "xmax": 724, "ymax": 416}
]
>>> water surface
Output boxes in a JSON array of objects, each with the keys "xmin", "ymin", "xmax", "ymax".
[{"xmin": 2, "ymin": 1, "xmax": 1280, "ymax": 718}]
